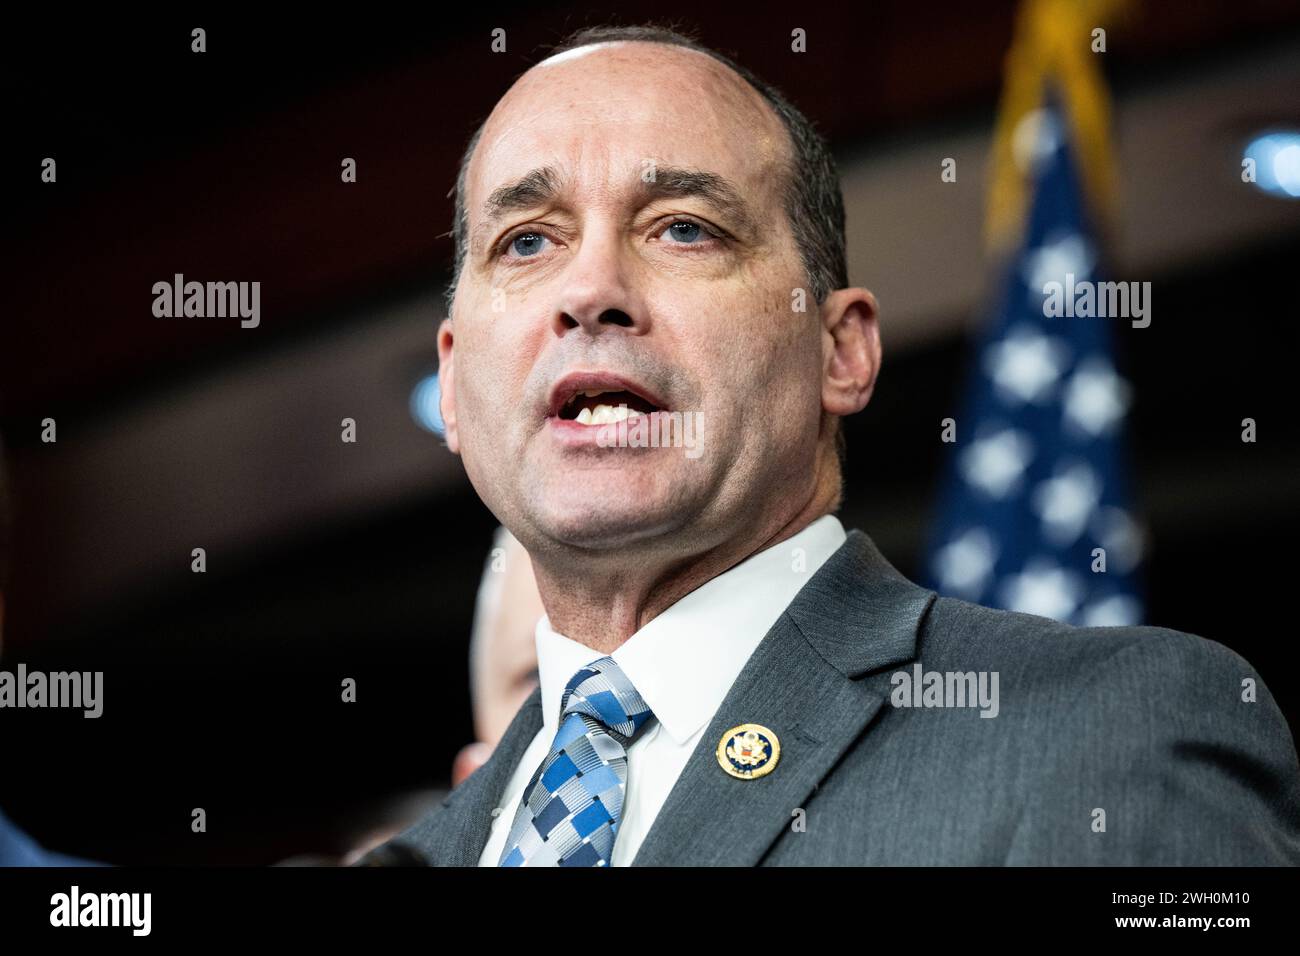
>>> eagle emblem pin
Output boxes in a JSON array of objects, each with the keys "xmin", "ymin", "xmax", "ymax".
[{"xmin": 716, "ymin": 723, "xmax": 780, "ymax": 780}]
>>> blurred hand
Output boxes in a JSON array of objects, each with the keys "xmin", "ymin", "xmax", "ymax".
[{"xmin": 451, "ymin": 741, "xmax": 493, "ymax": 788}]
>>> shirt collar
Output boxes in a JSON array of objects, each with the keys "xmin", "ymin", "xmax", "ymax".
[{"xmin": 533, "ymin": 514, "xmax": 847, "ymax": 745}]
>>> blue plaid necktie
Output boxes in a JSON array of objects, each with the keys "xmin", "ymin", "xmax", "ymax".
[{"xmin": 498, "ymin": 656, "xmax": 654, "ymax": 867}]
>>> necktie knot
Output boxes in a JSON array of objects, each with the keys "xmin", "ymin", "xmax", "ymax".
[{"xmin": 559, "ymin": 655, "xmax": 654, "ymax": 748}]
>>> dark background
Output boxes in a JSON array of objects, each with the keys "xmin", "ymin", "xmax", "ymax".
[{"xmin": 2, "ymin": 4, "xmax": 1298, "ymax": 863}]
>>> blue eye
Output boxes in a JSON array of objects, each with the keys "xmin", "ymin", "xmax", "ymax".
[
  {"xmin": 509, "ymin": 232, "xmax": 547, "ymax": 257},
  {"xmin": 664, "ymin": 220, "xmax": 703, "ymax": 243}
]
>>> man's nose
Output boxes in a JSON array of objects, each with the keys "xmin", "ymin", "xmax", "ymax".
[{"xmin": 552, "ymin": 230, "xmax": 647, "ymax": 337}]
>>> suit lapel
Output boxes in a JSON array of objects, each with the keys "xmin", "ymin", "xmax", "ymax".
[
  {"xmin": 425, "ymin": 684, "xmax": 544, "ymax": 865},
  {"xmin": 631, "ymin": 530, "xmax": 936, "ymax": 866}
]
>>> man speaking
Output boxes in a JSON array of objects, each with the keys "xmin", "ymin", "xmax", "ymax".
[{"xmin": 371, "ymin": 24, "xmax": 1300, "ymax": 866}]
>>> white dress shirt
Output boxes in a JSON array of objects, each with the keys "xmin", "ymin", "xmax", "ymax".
[{"xmin": 478, "ymin": 514, "xmax": 848, "ymax": 866}]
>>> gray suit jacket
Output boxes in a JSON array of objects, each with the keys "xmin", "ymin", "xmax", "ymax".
[{"xmin": 373, "ymin": 529, "xmax": 1300, "ymax": 865}]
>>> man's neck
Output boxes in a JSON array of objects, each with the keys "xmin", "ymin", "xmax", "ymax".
[{"xmin": 532, "ymin": 474, "xmax": 839, "ymax": 653}]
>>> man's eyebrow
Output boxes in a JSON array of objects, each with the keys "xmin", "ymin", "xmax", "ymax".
[
  {"xmin": 471, "ymin": 165, "xmax": 564, "ymax": 253},
  {"xmin": 637, "ymin": 165, "xmax": 759, "ymax": 235},
  {"xmin": 482, "ymin": 165, "xmax": 566, "ymax": 225},
  {"xmin": 472, "ymin": 164, "xmax": 760, "ymax": 251}
]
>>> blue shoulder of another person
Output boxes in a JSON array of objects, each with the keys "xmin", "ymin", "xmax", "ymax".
[{"xmin": 0, "ymin": 807, "xmax": 106, "ymax": 867}]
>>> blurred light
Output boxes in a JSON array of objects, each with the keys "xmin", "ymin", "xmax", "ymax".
[
  {"xmin": 1243, "ymin": 130, "xmax": 1300, "ymax": 199},
  {"xmin": 1011, "ymin": 108, "xmax": 1062, "ymax": 174},
  {"xmin": 410, "ymin": 373, "xmax": 444, "ymax": 436}
]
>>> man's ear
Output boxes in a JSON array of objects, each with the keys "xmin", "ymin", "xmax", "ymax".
[
  {"xmin": 821, "ymin": 287, "xmax": 882, "ymax": 418},
  {"xmin": 436, "ymin": 318, "xmax": 461, "ymax": 454}
]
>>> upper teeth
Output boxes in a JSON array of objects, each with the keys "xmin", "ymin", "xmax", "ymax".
[{"xmin": 576, "ymin": 403, "xmax": 644, "ymax": 425}]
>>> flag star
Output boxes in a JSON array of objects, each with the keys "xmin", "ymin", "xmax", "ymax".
[
  {"xmin": 984, "ymin": 327, "xmax": 1071, "ymax": 404},
  {"xmin": 1011, "ymin": 107, "xmax": 1063, "ymax": 173},
  {"xmin": 1031, "ymin": 462, "xmax": 1102, "ymax": 546},
  {"xmin": 997, "ymin": 560, "xmax": 1083, "ymax": 622},
  {"xmin": 1079, "ymin": 594, "xmax": 1142, "ymax": 627},
  {"xmin": 1021, "ymin": 231, "xmax": 1096, "ymax": 290},
  {"xmin": 1063, "ymin": 356, "xmax": 1132, "ymax": 437},
  {"xmin": 932, "ymin": 527, "xmax": 998, "ymax": 599},
  {"xmin": 960, "ymin": 427, "xmax": 1035, "ymax": 498}
]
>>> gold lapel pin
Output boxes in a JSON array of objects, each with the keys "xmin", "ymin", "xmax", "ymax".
[{"xmin": 716, "ymin": 723, "xmax": 780, "ymax": 780}]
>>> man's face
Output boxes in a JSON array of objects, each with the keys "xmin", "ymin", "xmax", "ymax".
[{"xmin": 440, "ymin": 42, "xmax": 826, "ymax": 555}]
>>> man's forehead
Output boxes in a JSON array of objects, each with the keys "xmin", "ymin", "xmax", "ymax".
[{"xmin": 468, "ymin": 41, "xmax": 787, "ymax": 209}]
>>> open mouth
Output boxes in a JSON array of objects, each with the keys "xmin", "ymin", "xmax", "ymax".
[
  {"xmin": 549, "ymin": 373, "xmax": 668, "ymax": 426},
  {"xmin": 559, "ymin": 389, "xmax": 662, "ymax": 425}
]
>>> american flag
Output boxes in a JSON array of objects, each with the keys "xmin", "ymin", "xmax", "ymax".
[{"xmin": 922, "ymin": 99, "xmax": 1144, "ymax": 626}]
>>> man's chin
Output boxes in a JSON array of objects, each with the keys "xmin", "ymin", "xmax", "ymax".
[
  {"xmin": 530, "ymin": 497, "xmax": 690, "ymax": 551},
  {"xmin": 513, "ymin": 448, "xmax": 711, "ymax": 550}
]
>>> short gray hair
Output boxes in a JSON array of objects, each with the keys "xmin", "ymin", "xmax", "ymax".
[{"xmin": 443, "ymin": 23, "xmax": 848, "ymax": 315}]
